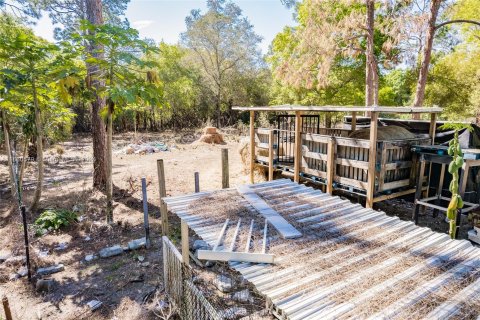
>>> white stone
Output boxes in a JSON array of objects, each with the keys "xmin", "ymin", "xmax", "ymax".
[
  {"xmin": 99, "ymin": 245, "xmax": 123, "ymax": 258},
  {"xmin": 232, "ymin": 289, "xmax": 252, "ymax": 303},
  {"xmin": 137, "ymin": 255, "xmax": 145, "ymax": 262},
  {"xmin": 215, "ymin": 275, "xmax": 233, "ymax": 293},
  {"xmin": 37, "ymin": 264, "xmax": 64, "ymax": 276},
  {"xmin": 128, "ymin": 238, "xmax": 146, "ymax": 251},
  {"xmin": 223, "ymin": 307, "xmax": 248, "ymax": 319},
  {"xmin": 87, "ymin": 300, "xmax": 102, "ymax": 311},
  {"xmin": 85, "ymin": 255, "xmax": 96, "ymax": 262}
]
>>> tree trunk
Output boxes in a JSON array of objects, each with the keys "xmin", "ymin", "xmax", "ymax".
[
  {"xmin": 1, "ymin": 110, "xmax": 16, "ymax": 198},
  {"xmin": 30, "ymin": 78, "xmax": 44, "ymax": 213},
  {"xmin": 86, "ymin": 0, "xmax": 107, "ymax": 190},
  {"xmin": 413, "ymin": 0, "xmax": 441, "ymax": 120},
  {"xmin": 19, "ymin": 135, "xmax": 29, "ymax": 193},
  {"xmin": 365, "ymin": 0, "xmax": 378, "ymax": 113},
  {"xmin": 106, "ymin": 100, "xmax": 114, "ymax": 224}
]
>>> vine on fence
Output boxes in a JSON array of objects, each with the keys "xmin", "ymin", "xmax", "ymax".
[{"xmin": 446, "ymin": 130, "xmax": 465, "ymax": 239}]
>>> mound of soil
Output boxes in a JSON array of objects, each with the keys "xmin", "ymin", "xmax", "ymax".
[{"xmin": 197, "ymin": 127, "xmax": 224, "ymax": 144}]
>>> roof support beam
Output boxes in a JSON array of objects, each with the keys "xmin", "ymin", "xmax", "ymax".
[{"xmin": 366, "ymin": 112, "xmax": 378, "ymax": 208}]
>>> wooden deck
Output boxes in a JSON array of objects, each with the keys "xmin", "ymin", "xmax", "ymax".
[{"xmin": 163, "ymin": 179, "xmax": 480, "ymax": 320}]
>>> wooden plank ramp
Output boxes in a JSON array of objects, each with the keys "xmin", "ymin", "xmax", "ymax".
[
  {"xmin": 236, "ymin": 184, "xmax": 302, "ymax": 239},
  {"xmin": 163, "ymin": 179, "xmax": 480, "ymax": 320}
]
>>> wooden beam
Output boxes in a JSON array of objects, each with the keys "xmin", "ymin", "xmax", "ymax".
[
  {"xmin": 366, "ymin": 112, "xmax": 379, "ymax": 208},
  {"xmin": 157, "ymin": 159, "xmax": 169, "ymax": 236},
  {"xmin": 326, "ymin": 137, "xmax": 335, "ymax": 194},
  {"xmin": 250, "ymin": 111, "xmax": 255, "ymax": 184},
  {"xmin": 294, "ymin": 111, "xmax": 303, "ymax": 183},
  {"xmin": 268, "ymin": 130, "xmax": 274, "ymax": 181},
  {"xmin": 429, "ymin": 113, "xmax": 437, "ymax": 144},
  {"xmin": 237, "ymin": 185, "xmax": 302, "ymax": 239},
  {"xmin": 351, "ymin": 111, "xmax": 357, "ymax": 132},
  {"xmin": 181, "ymin": 219, "xmax": 190, "ymax": 265},
  {"xmin": 197, "ymin": 250, "xmax": 275, "ymax": 264}
]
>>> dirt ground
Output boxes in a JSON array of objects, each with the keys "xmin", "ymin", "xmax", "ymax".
[
  {"xmin": 0, "ymin": 129, "xmax": 477, "ymax": 319},
  {"xmin": 0, "ymin": 130, "xmax": 259, "ymax": 320}
]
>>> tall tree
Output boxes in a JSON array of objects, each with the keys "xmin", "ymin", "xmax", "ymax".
[
  {"xmin": 181, "ymin": 0, "xmax": 262, "ymax": 127},
  {"xmin": 78, "ymin": 22, "xmax": 161, "ymax": 223},
  {"xmin": 85, "ymin": 0, "xmax": 107, "ymax": 189},
  {"xmin": 412, "ymin": 0, "xmax": 480, "ymax": 119}
]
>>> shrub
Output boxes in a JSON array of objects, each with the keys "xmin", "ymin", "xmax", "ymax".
[{"xmin": 34, "ymin": 209, "xmax": 78, "ymax": 236}]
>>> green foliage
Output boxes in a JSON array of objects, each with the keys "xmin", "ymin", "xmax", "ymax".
[
  {"xmin": 443, "ymin": 129, "xmax": 465, "ymax": 239},
  {"xmin": 34, "ymin": 209, "xmax": 78, "ymax": 235}
]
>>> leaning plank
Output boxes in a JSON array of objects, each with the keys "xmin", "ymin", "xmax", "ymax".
[
  {"xmin": 237, "ymin": 185, "xmax": 302, "ymax": 239},
  {"xmin": 197, "ymin": 250, "xmax": 275, "ymax": 264},
  {"xmin": 213, "ymin": 219, "xmax": 229, "ymax": 251}
]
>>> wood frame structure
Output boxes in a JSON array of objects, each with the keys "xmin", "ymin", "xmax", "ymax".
[{"xmin": 234, "ymin": 105, "xmax": 442, "ymax": 208}]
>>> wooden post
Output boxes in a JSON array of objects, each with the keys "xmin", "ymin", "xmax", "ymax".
[
  {"xmin": 157, "ymin": 159, "xmax": 169, "ymax": 236},
  {"xmin": 294, "ymin": 111, "xmax": 302, "ymax": 183},
  {"xmin": 351, "ymin": 111, "xmax": 357, "ymax": 132},
  {"xmin": 249, "ymin": 111, "xmax": 255, "ymax": 184},
  {"xmin": 2, "ymin": 296, "xmax": 12, "ymax": 320},
  {"xmin": 221, "ymin": 148, "xmax": 229, "ymax": 189},
  {"xmin": 181, "ymin": 219, "xmax": 190, "ymax": 265},
  {"xmin": 366, "ymin": 112, "xmax": 378, "ymax": 208},
  {"xmin": 268, "ymin": 130, "xmax": 274, "ymax": 181},
  {"xmin": 326, "ymin": 137, "xmax": 335, "ymax": 194},
  {"xmin": 141, "ymin": 178, "xmax": 151, "ymax": 248},
  {"xmin": 429, "ymin": 113, "xmax": 437, "ymax": 144},
  {"xmin": 412, "ymin": 156, "xmax": 426, "ymax": 224},
  {"xmin": 194, "ymin": 172, "xmax": 200, "ymax": 193}
]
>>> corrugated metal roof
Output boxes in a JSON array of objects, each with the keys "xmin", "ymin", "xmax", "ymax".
[{"xmin": 164, "ymin": 179, "xmax": 480, "ymax": 320}]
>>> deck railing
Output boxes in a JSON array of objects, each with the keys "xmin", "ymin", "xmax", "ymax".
[{"xmin": 254, "ymin": 128, "xmax": 431, "ymax": 197}]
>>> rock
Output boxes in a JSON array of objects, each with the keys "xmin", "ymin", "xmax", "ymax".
[
  {"xmin": 140, "ymin": 262, "xmax": 150, "ymax": 267},
  {"xmin": 4, "ymin": 255, "xmax": 25, "ymax": 266},
  {"xmin": 37, "ymin": 264, "xmax": 64, "ymax": 276},
  {"xmin": 192, "ymin": 240, "xmax": 209, "ymax": 251},
  {"xmin": 0, "ymin": 251, "xmax": 12, "ymax": 263},
  {"xmin": 232, "ymin": 289, "xmax": 252, "ymax": 303},
  {"xmin": 84, "ymin": 236, "xmax": 91, "ymax": 241},
  {"xmin": 137, "ymin": 255, "xmax": 145, "ymax": 262},
  {"xmin": 223, "ymin": 307, "xmax": 248, "ymax": 319},
  {"xmin": 17, "ymin": 267, "xmax": 28, "ymax": 278},
  {"xmin": 215, "ymin": 275, "xmax": 233, "ymax": 293},
  {"xmin": 9, "ymin": 273, "xmax": 19, "ymax": 281},
  {"xmin": 85, "ymin": 255, "xmax": 96, "ymax": 262},
  {"xmin": 37, "ymin": 250, "xmax": 49, "ymax": 258},
  {"xmin": 36, "ymin": 279, "xmax": 54, "ymax": 293},
  {"xmin": 99, "ymin": 245, "xmax": 123, "ymax": 258},
  {"xmin": 128, "ymin": 238, "xmax": 146, "ymax": 251},
  {"xmin": 54, "ymin": 243, "xmax": 68, "ymax": 251},
  {"xmin": 86, "ymin": 300, "xmax": 102, "ymax": 311},
  {"xmin": 205, "ymin": 261, "xmax": 215, "ymax": 268}
]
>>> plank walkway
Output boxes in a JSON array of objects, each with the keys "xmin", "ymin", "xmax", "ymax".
[{"xmin": 163, "ymin": 179, "xmax": 480, "ymax": 320}]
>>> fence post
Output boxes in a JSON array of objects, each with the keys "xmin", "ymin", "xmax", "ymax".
[
  {"xmin": 157, "ymin": 159, "xmax": 169, "ymax": 236},
  {"xmin": 194, "ymin": 172, "xmax": 200, "ymax": 193},
  {"xmin": 221, "ymin": 148, "xmax": 229, "ymax": 189},
  {"xmin": 268, "ymin": 130, "xmax": 274, "ymax": 181},
  {"xmin": 21, "ymin": 206, "xmax": 31, "ymax": 281},
  {"xmin": 326, "ymin": 137, "xmax": 335, "ymax": 194},
  {"xmin": 181, "ymin": 219, "xmax": 190, "ymax": 266},
  {"xmin": 366, "ymin": 112, "xmax": 379, "ymax": 209},
  {"xmin": 249, "ymin": 111, "xmax": 255, "ymax": 184},
  {"xmin": 294, "ymin": 111, "xmax": 302, "ymax": 183},
  {"xmin": 2, "ymin": 296, "xmax": 12, "ymax": 320},
  {"xmin": 141, "ymin": 178, "xmax": 151, "ymax": 248}
]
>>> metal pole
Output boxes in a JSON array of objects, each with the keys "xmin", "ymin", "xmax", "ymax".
[
  {"xmin": 141, "ymin": 178, "xmax": 150, "ymax": 248},
  {"xmin": 194, "ymin": 172, "xmax": 200, "ymax": 193},
  {"xmin": 21, "ymin": 206, "xmax": 31, "ymax": 281}
]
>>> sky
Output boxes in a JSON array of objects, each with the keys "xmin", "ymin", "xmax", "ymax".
[{"xmin": 33, "ymin": 0, "xmax": 296, "ymax": 54}]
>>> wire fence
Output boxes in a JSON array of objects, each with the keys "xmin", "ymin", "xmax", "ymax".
[{"xmin": 162, "ymin": 236, "xmax": 271, "ymax": 320}]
